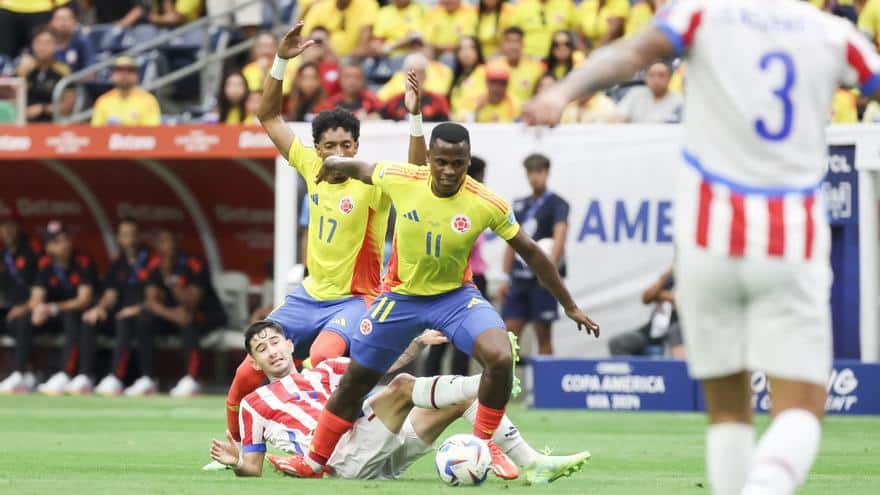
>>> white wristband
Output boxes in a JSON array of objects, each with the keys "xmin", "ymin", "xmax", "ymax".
[
  {"xmin": 270, "ymin": 55, "xmax": 289, "ymax": 81},
  {"xmin": 408, "ymin": 112, "xmax": 423, "ymax": 137},
  {"xmin": 49, "ymin": 303, "xmax": 59, "ymax": 316}
]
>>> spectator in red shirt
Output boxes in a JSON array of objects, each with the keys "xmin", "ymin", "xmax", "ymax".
[
  {"xmin": 381, "ymin": 53, "xmax": 449, "ymax": 121},
  {"xmin": 313, "ymin": 61, "xmax": 382, "ymax": 119},
  {"xmin": 301, "ymin": 26, "xmax": 342, "ymax": 97}
]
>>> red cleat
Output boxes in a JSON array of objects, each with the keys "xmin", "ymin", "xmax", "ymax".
[
  {"xmin": 487, "ymin": 440, "xmax": 520, "ymax": 480},
  {"xmin": 266, "ymin": 453, "xmax": 325, "ymax": 478}
]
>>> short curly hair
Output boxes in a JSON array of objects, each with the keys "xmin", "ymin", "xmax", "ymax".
[{"xmin": 311, "ymin": 107, "xmax": 360, "ymax": 145}]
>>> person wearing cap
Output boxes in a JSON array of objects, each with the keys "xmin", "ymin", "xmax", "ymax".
[
  {"xmin": 475, "ymin": 62, "xmax": 521, "ymax": 123},
  {"xmin": 16, "ymin": 26, "xmax": 75, "ymax": 123},
  {"xmin": 370, "ymin": 0, "xmax": 425, "ymax": 58},
  {"xmin": 498, "ymin": 153, "xmax": 570, "ymax": 356},
  {"xmin": 0, "ymin": 209, "xmax": 39, "ymax": 393},
  {"xmin": 90, "ymin": 56, "xmax": 162, "ymax": 126},
  {"xmin": 120, "ymin": 229, "xmax": 226, "ymax": 397},
  {"xmin": 2, "ymin": 221, "xmax": 99, "ymax": 395}
]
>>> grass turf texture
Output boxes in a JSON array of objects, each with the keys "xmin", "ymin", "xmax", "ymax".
[{"xmin": 1, "ymin": 396, "xmax": 878, "ymax": 495}]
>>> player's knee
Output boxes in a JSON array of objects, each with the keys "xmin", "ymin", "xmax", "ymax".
[
  {"xmin": 387, "ymin": 373, "xmax": 415, "ymax": 398},
  {"xmin": 481, "ymin": 347, "xmax": 513, "ymax": 376}
]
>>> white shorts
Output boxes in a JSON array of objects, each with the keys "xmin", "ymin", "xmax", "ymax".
[
  {"xmin": 675, "ymin": 245, "xmax": 832, "ymax": 386},
  {"xmin": 327, "ymin": 405, "xmax": 433, "ymax": 480}
]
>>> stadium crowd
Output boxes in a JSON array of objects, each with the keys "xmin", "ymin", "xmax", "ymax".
[{"xmin": 1, "ymin": 0, "xmax": 877, "ymax": 124}]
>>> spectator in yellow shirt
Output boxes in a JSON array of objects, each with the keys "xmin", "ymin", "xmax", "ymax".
[
  {"xmin": 371, "ymin": 0, "xmax": 424, "ymax": 57},
  {"xmin": 831, "ymin": 88, "xmax": 858, "ymax": 124},
  {"xmin": 476, "ymin": 0, "xmax": 514, "ymax": 58},
  {"xmin": 496, "ymin": 26, "xmax": 545, "ymax": 103},
  {"xmin": 150, "ymin": 0, "xmax": 204, "ymax": 27},
  {"xmin": 506, "ymin": 0, "xmax": 576, "ymax": 59},
  {"xmin": 426, "ymin": 0, "xmax": 478, "ymax": 58},
  {"xmin": 0, "ymin": 0, "xmax": 70, "ymax": 57},
  {"xmin": 91, "ymin": 56, "xmax": 162, "ymax": 126},
  {"xmin": 475, "ymin": 62, "xmax": 521, "ymax": 122},
  {"xmin": 242, "ymin": 32, "xmax": 281, "ymax": 91},
  {"xmin": 303, "ymin": 0, "xmax": 378, "ymax": 58},
  {"xmin": 625, "ymin": 0, "xmax": 656, "ymax": 37},
  {"xmin": 543, "ymin": 30, "xmax": 584, "ymax": 80},
  {"xmin": 216, "ymin": 72, "xmax": 257, "ymax": 124},
  {"xmin": 377, "ymin": 37, "xmax": 453, "ymax": 101},
  {"xmin": 449, "ymin": 36, "xmax": 488, "ymax": 121},
  {"xmin": 577, "ymin": 0, "xmax": 629, "ymax": 49},
  {"xmin": 859, "ymin": 0, "xmax": 880, "ymax": 48}
]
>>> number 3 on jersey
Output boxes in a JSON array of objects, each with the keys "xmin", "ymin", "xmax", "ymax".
[
  {"xmin": 755, "ymin": 51, "xmax": 796, "ymax": 141},
  {"xmin": 318, "ymin": 215, "xmax": 337, "ymax": 243}
]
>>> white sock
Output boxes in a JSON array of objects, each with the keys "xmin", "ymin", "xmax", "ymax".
[
  {"xmin": 742, "ymin": 409, "xmax": 822, "ymax": 495},
  {"xmin": 412, "ymin": 374, "xmax": 481, "ymax": 409},
  {"xmin": 706, "ymin": 423, "xmax": 754, "ymax": 495},
  {"xmin": 462, "ymin": 401, "xmax": 540, "ymax": 466}
]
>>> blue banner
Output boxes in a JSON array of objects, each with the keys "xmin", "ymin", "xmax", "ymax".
[
  {"xmin": 532, "ymin": 357, "xmax": 695, "ymax": 412},
  {"xmin": 533, "ymin": 359, "xmax": 880, "ymax": 415}
]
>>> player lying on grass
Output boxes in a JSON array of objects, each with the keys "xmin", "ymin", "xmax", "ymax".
[{"xmin": 208, "ymin": 320, "xmax": 591, "ymax": 484}]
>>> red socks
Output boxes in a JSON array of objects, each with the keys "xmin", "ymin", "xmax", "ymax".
[
  {"xmin": 473, "ymin": 403, "xmax": 506, "ymax": 440},
  {"xmin": 308, "ymin": 331, "xmax": 348, "ymax": 367},
  {"xmin": 226, "ymin": 356, "xmax": 268, "ymax": 442},
  {"xmin": 308, "ymin": 409, "xmax": 354, "ymax": 467}
]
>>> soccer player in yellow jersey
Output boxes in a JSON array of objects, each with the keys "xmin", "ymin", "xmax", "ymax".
[
  {"xmin": 222, "ymin": 22, "xmax": 417, "ymax": 444},
  {"xmin": 272, "ymin": 111, "xmax": 600, "ymax": 481}
]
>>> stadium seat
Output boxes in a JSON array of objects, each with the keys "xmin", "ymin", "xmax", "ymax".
[
  {"xmin": 0, "ymin": 54, "xmax": 14, "ymax": 76},
  {"xmin": 213, "ymin": 270, "xmax": 251, "ymax": 330}
]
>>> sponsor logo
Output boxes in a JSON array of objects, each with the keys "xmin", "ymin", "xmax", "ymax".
[
  {"xmin": 238, "ymin": 130, "xmax": 274, "ymax": 149},
  {"xmin": 46, "ymin": 131, "xmax": 90, "ymax": 154},
  {"xmin": 215, "ymin": 205, "xmax": 273, "ymax": 223},
  {"xmin": 751, "ymin": 368, "xmax": 861, "ymax": 413},
  {"xmin": 174, "ymin": 129, "xmax": 220, "ymax": 152},
  {"xmin": 562, "ymin": 374, "xmax": 666, "ymax": 394},
  {"xmin": 507, "ymin": 210, "xmax": 517, "ymax": 225},
  {"xmin": 467, "ymin": 297, "xmax": 484, "ymax": 309},
  {"xmin": 451, "ymin": 214, "xmax": 471, "ymax": 233},
  {"xmin": 403, "ymin": 210, "xmax": 420, "ymax": 222},
  {"xmin": 359, "ymin": 319, "xmax": 373, "ymax": 336},
  {"xmin": 339, "ymin": 196, "xmax": 354, "ymax": 214},
  {"xmin": 108, "ymin": 133, "xmax": 156, "ymax": 151},
  {"xmin": 16, "ymin": 198, "xmax": 81, "ymax": 216},
  {"xmin": 332, "ymin": 318, "xmax": 346, "ymax": 327},
  {"xmin": 0, "ymin": 135, "xmax": 31, "ymax": 151},
  {"xmin": 117, "ymin": 203, "xmax": 184, "ymax": 222}
]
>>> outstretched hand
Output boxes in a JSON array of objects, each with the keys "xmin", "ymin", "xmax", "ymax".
[
  {"xmin": 210, "ymin": 431, "xmax": 240, "ymax": 467},
  {"xmin": 565, "ymin": 307, "xmax": 600, "ymax": 337},
  {"xmin": 404, "ymin": 69, "xmax": 421, "ymax": 115},
  {"xmin": 522, "ymin": 87, "xmax": 570, "ymax": 127},
  {"xmin": 277, "ymin": 21, "xmax": 316, "ymax": 60}
]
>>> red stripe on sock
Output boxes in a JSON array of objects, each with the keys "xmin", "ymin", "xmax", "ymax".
[
  {"xmin": 65, "ymin": 345, "xmax": 79, "ymax": 376},
  {"xmin": 115, "ymin": 351, "xmax": 130, "ymax": 379},
  {"xmin": 804, "ymin": 196, "xmax": 815, "ymax": 260},
  {"xmin": 696, "ymin": 180, "xmax": 713, "ymax": 248},
  {"xmin": 729, "ymin": 193, "xmax": 746, "ymax": 257},
  {"xmin": 429, "ymin": 376, "xmax": 440, "ymax": 409},
  {"xmin": 473, "ymin": 403, "xmax": 506, "ymax": 440},
  {"xmin": 187, "ymin": 350, "xmax": 200, "ymax": 378}
]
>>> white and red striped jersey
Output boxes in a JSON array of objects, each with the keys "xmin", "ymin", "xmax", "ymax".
[
  {"xmin": 654, "ymin": 0, "xmax": 880, "ymax": 260},
  {"xmin": 239, "ymin": 358, "xmax": 349, "ymax": 455}
]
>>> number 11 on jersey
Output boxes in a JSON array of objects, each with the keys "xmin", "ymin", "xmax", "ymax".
[{"xmin": 425, "ymin": 231, "xmax": 441, "ymax": 257}]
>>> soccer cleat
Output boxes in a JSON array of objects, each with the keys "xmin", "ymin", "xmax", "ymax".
[
  {"xmin": 124, "ymin": 376, "xmax": 158, "ymax": 397},
  {"xmin": 169, "ymin": 376, "xmax": 201, "ymax": 398},
  {"xmin": 508, "ymin": 332, "xmax": 522, "ymax": 398},
  {"xmin": 37, "ymin": 372, "xmax": 71, "ymax": 396},
  {"xmin": 487, "ymin": 440, "xmax": 519, "ymax": 480},
  {"xmin": 94, "ymin": 374, "xmax": 124, "ymax": 396},
  {"xmin": 0, "ymin": 371, "xmax": 34, "ymax": 394},
  {"xmin": 523, "ymin": 450, "xmax": 592, "ymax": 485},
  {"xmin": 201, "ymin": 460, "xmax": 230, "ymax": 471},
  {"xmin": 266, "ymin": 453, "xmax": 325, "ymax": 478},
  {"xmin": 65, "ymin": 374, "xmax": 94, "ymax": 395}
]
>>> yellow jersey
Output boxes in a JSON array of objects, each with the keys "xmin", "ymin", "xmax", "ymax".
[
  {"xmin": 288, "ymin": 139, "xmax": 390, "ymax": 300},
  {"xmin": 496, "ymin": 57, "xmax": 545, "ymax": 103},
  {"xmin": 507, "ymin": 0, "xmax": 576, "ymax": 59},
  {"xmin": 450, "ymin": 65, "xmax": 488, "ymax": 121},
  {"xmin": 426, "ymin": 5, "xmax": 478, "ymax": 50},
  {"xmin": 91, "ymin": 88, "xmax": 161, "ymax": 126},
  {"xmin": 831, "ymin": 89, "xmax": 858, "ymax": 124},
  {"xmin": 577, "ymin": 0, "xmax": 629, "ymax": 48},
  {"xmin": 1, "ymin": 0, "xmax": 68, "ymax": 13},
  {"xmin": 303, "ymin": 0, "xmax": 379, "ymax": 56},
  {"xmin": 377, "ymin": 62, "xmax": 453, "ymax": 102},
  {"xmin": 152, "ymin": 0, "xmax": 203, "ymax": 22},
  {"xmin": 476, "ymin": 94, "xmax": 521, "ymax": 123},
  {"xmin": 242, "ymin": 59, "xmax": 299, "ymax": 94},
  {"xmin": 859, "ymin": 0, "xmax": 880, "ymax": 46},
  {"xmin": 548, "ymin": 50, "xmax": 584, "ymax": 80},
  {"xmin": 224, "ymin": 108, "xmax": 257, "ymax": 125},
  {"xmin": 625, "ymin": 1, "xmax": 654, "ymax": 37},
  {"xmin": 371, "ymin": 162, "xmax": 519, "ymax": 296},
  {"xmin": 476, "ymin": 4, "xmax": 515, "ymax": 57},
  {"xmin": 374, "ymin": 3, "xmax": 425, "ymax": 56}
]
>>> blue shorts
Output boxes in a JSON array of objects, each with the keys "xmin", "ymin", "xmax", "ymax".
[
  {"xmin": 350, "ymin": 285, "xmax": 505, "ymax": 373},
  {"xmin": 267, "ymin": 285, "xmax": 369, "ymax": 359},
  {"xmin": 500, "ymin": 280, "xmax": 559, "ymax": 322}
]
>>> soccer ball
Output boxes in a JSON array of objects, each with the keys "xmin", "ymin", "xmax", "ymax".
[{"xmin": 435, "ymin": 434, "xmax": 492, "ymax": 486}]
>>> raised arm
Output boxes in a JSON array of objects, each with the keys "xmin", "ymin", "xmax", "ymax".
[
  {"xmin": 506, "ymin": 230, "xmax": 600, "ymax": 336},
  {"xmin": 404, "ymin": 70, "xmax": 427, "ymax": 166},
  {"xmin": 316, "ymin": 156, "xmax": 376, "ymax": 184},
  {"xmin": 256, "ymin": 22, "xmax": 316, "ymax": 157},
  {"xmin": 523, "ymin": 27, "xmax": 675, "ymax": 126}
]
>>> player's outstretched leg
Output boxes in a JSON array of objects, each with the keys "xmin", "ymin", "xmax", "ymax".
[
  {"xmin": 741, "ymin": 377, "xmax": 825, "ymax": 495},
  {"xmin": 701, "ymin": 372, "xmax": 754, "ymax": 495}
]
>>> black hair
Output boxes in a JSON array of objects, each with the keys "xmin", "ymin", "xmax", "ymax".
[
  {"xmin": 430, "ymin": 122, "xmax": 470, "ymax": 149},
  {"xmin": 544, "ymin": 30, "xmax": 576, "ymax": 79},
  {"xmin": 468, "ymin": 155, "xmax": 486, "ymax": 179},
  {"xmin": 117, "ymin": 216, "xmax": 138, "ymax": 229},
  {"xmin": 311, "ymin": 108, "xmax": 360, "ymax": 144},
  {"xmin": 31, "ymin": 25, "xmax": 55, "ymax": 41},
  {"xmin": 218, "ymin": 71, "xmax": 249, "ymax": 124},
  {"xmin": 523, "ymin": 153, "xmax": 551, "ymax": 171},
  {"xmin": 244, "ymin": 320, "xmax": 285, "ymax": 354},
  {"xmin": 503, "ymin": 26, "xmax": 524, "ymax": 39},
  {"xmin": 449, "ymin": 36, "xmax": 485, "ymax": 102},
  {"xmin": 478, "ymin": 0, "xmax": 508, "ymax": 34}
]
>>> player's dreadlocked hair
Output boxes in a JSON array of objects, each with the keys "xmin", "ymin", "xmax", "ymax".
[
  {"xmin": 430, "ymin": 122, "xmax": 470, "ymax": 149},
  {"xmin": 244, "ymin": 320, "xmax": 285, "ymax": 354},
  {"xmin": 312, "ymin": 107, "xmax": 361, "ymax": 144}
]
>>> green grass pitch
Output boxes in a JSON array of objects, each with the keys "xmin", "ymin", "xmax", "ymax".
[{"xmin": 1, "ymin": 395, "xmax": 878, "ymax": 495}]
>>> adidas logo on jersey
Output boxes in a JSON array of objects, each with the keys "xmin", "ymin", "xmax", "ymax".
[
  {"xmin": 467, "ymin": 297, "xmax": 484, "ymax": 309},
  {"xmin": 310, "ymin": 194, "xmax": 318, "ymax": 205},
  {"xmin": 403, "ymin": 210, "xmax": 420, "ymax": 222}
]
